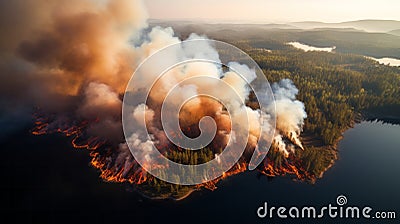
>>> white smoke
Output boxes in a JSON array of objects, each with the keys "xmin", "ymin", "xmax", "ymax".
[
  {"xmin": 125, "ymin": 28, "xmax": 308, "ymax": 164},
  {"xmin": 269, "ymin": 79, "xmax": 307, "ymax": 156}
]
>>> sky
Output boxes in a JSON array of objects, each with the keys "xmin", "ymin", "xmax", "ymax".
[{"xmin": 145, "ymin": 0, "xmax": 400, "ymax": 23}]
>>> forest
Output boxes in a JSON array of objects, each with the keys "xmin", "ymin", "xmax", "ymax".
[{"xmin": 243, "ymin": 42, "xmax": 400, "ymax": 144}]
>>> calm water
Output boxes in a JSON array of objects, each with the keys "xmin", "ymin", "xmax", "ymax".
[
  {"xmin": 287, "ymin": 42, "xmax": 336, "ymax": 52},
  {"xmin": 285, "ymin": 42, "xmax": 400, "ymax": 67},
  {"xmin": 2, "ymin": 121, "xmax": 400, "ymax": 223},
  {"xmin": 368, "ymin": 57, "xmax": 400, "ymax": 67}
]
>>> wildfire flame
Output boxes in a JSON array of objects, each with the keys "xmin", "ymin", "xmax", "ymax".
[{"xmin": 32, "ymin": 110, "xmax": 313, "ymax": 194}]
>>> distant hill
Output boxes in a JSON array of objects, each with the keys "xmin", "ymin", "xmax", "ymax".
[
  {"xmin": 150, "ymin": 20, "xmax": 298, "ymax": 30},
  {"xmin": 149, "ymin": 20, "xmax": 400, "ymax": 58},
  {"xmin": 150, "ymin": 19, "xmax": 400, "ymax": 33},
  {"xmin": 291, "ymin": 20, "xmax": 400, "ymax": 33},
  {"xmin": 388, "ymin": 29, "xmax": 400, "ymax": 36}
]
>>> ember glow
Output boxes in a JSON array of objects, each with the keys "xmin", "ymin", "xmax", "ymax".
[{"xmin": 3, "ymin": 0, "xmax": 312, "ymax": 197}]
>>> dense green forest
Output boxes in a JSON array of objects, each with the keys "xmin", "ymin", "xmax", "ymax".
[{"xmin": 244, "ymin": 43, "xmax": 400, "ymax": 144}]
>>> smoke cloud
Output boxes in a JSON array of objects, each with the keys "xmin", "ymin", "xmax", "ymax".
[
  {"xmin": 0, "ymin": 0, "xmax": 147, "ymax": 139},
  {"xmin": 269, "ymin": 79, "xmax": 307, "ymax": 156}
]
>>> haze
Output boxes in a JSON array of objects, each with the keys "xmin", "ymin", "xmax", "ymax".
[{"xmin": 145, "ymin": 0, "xmax": 400, "ymax": 23}]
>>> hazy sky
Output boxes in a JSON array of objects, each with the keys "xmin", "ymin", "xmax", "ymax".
[{"xmin": 145, "ymin": 0, "xmax": 400, "ymax": 23}]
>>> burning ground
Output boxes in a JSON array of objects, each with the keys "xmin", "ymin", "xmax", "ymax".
[{"xmin": 1, "ymin": 0, "xmax": 330, "ymax": 199}]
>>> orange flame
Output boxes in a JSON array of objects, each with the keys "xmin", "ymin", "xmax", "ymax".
[{"xmin": 32, "ymin": 112, "xmax": 313, "ymax": 194}]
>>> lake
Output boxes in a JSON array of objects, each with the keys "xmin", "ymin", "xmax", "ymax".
[
  {"xmin": 287, "ymin": 42, "xmax": 400, "ymax": 67},
  {"xmin": 287, "ymin": 42, "xmax": 336, "ymax": 52},
  {"xmin": 367, "ymin": 57, "xmax": 400, "ymax": 67},
  {"xmin": 2, "ymin": 121, "xmax": 399, "ymax": 223}
]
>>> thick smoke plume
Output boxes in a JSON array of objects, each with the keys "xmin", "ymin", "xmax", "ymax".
[
  {"xmin": 0, "ymin": 0, "xmax": 307, "ymax": 184},
  {"xmin": 0, "ymin": 0, "xmax": 147, "ymax": 139},
  {"xmin": 269, "ymin": 79, "xmax": 307, "ymax": 157}
]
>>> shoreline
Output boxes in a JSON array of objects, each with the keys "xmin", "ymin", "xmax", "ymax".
[
  {"xmin": 312, "ymin": 111, "xmax": 362, "ymax": 179},
  {"xmin": 313, "ymin": 111, "xmax": 400, "ymax": 179}
]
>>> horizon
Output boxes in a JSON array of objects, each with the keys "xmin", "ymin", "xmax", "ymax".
[
  {"xmin": 145, "ymin": 0, "xmax": 400, "ymax": 23},
  {"xmin": 148, "ymin": 18, "xmax": 400, "ymax": 24}
]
